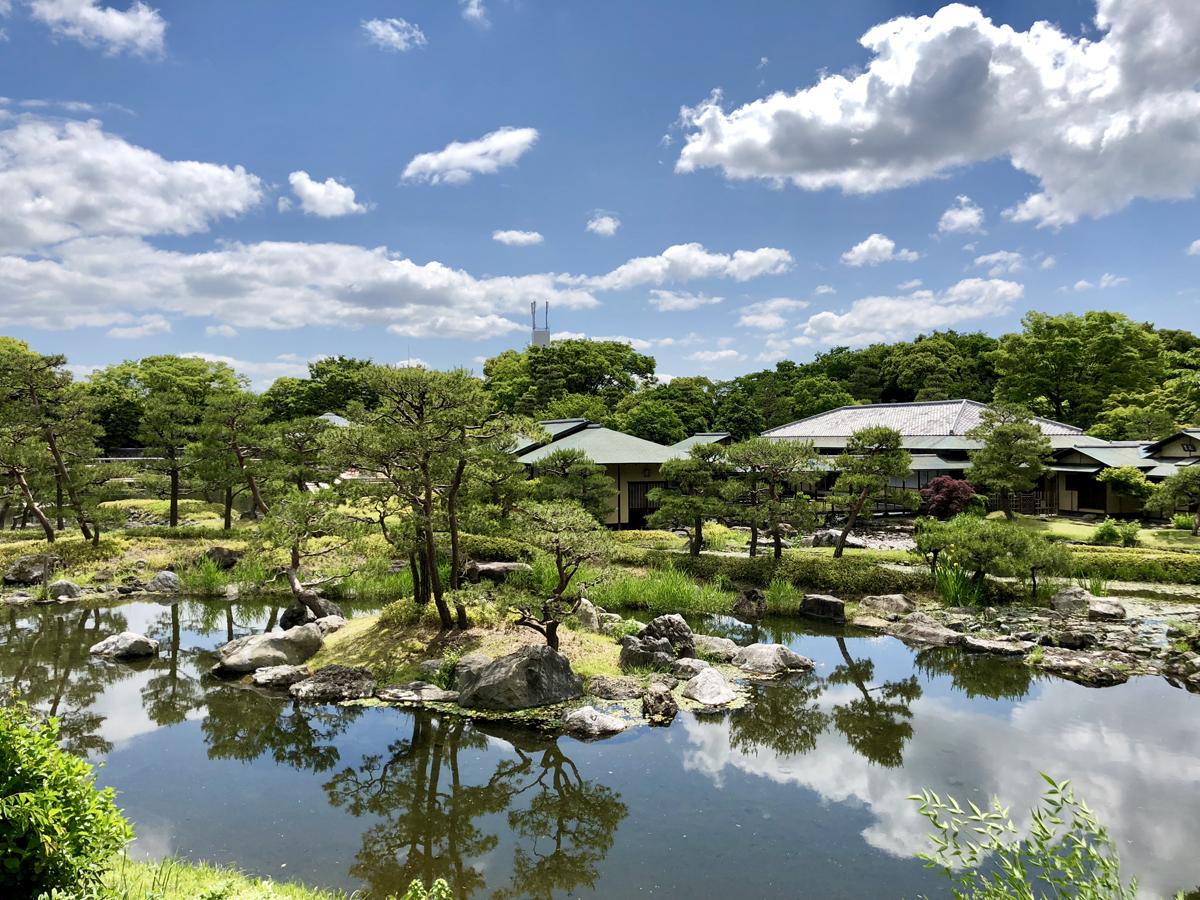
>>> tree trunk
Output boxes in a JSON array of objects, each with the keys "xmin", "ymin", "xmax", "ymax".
[
  {"xmin": 545, "ymin": 620, "xmax": 560, "ymax": 651},
  {"xmin": 421, "ymin": 463, "xmax": 453, "ymax": 630},
  {"xmin": 287, "ymin": 544, "xmax": 327, "ymax": 618},
  {"xmin": 55, "ymin": 475, "xmax": 64, "ymax": 531},
  {"xmin": 692, "ymin": 516, "xmax": 703, "ymax": 555},
  {"xmin": 448, "ymin": 458, "xmax": 466, "ymax": 591},
  {"xmin": 834, "ymin": 487, "xmax": 870, "ymax": 559},
  {"xmin": 12, "ymin": 471, "xmax": 54, "ymax": 542},
  {"xmin": 1002, "ymin": 489, "xmax": 1014, "ymax": 521},
  {"xmin": 773, "ymin": 528, "xmax": 783, "ymax": 560},
  {"xmin": 234, "ymin": 447, "xmax": 270, "ymax": 515},
  {"xmin": 169, "ymin": 464, "xmax": 180, "ymax": 528},
  {"xmin": 749, "ymin": 523, "xmax": 758, "ymax": 557},
  {"xmin": 1192, "ymin": 506, "xmax": 1199, "ymax": 537},
  {"xmin": 223, "ymin": 486, "xmax": 234, "ymax": 530},
  {"xmin": 40, "ymin": 423, "xmax": 92, "ymax": 541}
]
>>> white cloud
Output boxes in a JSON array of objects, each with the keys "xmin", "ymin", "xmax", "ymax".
[
  {"xmin": 396, "ymin": 357, "xmax": 429, "ymax": 369},
  {"xmin": 550, "ymin": 331, "xmax": 701, "ymax": 352},
  {"xmin": 688, "ymin": 348, "xmax": 743, "ymax": 363},
  {"xmin": 757, "ymin": 56, "xmax": 769, "ymax": 70},
  {"xmin": 973, "ymin": 250, "xmax": 1024, "ymax": 275},
  {"xmin": 286, "ymin": 171, "xmax": 367, "ymax": 217},
  {"xmin": 205, "ymin": 324, "xmax": 237, "ymax": 338},
  {"xmin": 737, "ymin": 297, "xmax": 809, "ymax": 330},
  {"xmin": 492, "ymin": 229, "xmax": 544, "ymax": 246},
  {"xmin": 938, "ymin": 195, "xmax": 985, "ymax": 234},
  {"xmin": 581, "ymin": 242, "xmax": 792, "ymax": 291},
  {"xmin": 182, "ymin": 352, "xmax": 309, "ymax": 389},
  {"xmin": 585, "ymin": 213, "xmax": 621, "ymax": 237},
  {"xmin": 1188, "ymin": 239, "xmax": 1200, "ymax": 256},
  {"xmin": 792, "ymin": 278, "xmax": 1023, "ymax": 348},
  {"xmin": 840, "ymin": 233, "xmax": 919, "ymax": 266},
  {"xmin": 1100, "ymin": 272, "xmax": 1129, "ymax": 288},
  {"xmin": 403, "ymin": 126, "xmax": 538, "ymax": 185},
  {"xmin": 1040, "ymin": 255, "xmax": 1057, "ymax": 269},
  {"xmin": 648, "ymin": 289, "xmax": 723, "ymax": 312},
  {"xmin": 30, "ymin": 0, "xmax": 165, "ymax": 56},
  {"xmin": 0, "ymin": 117, "xmax": 263, "ymax": 253},
  {"xmin": 361, "ymin": 17, "xmax": 426, "ymax": 52},
  {"xmin": 460, "ymin": 0, "xmax": 488, "ymax": 27},
  {"xmin": 813, "ymin": 284, "xmax": 835, "ymax": 295},
  {"xmin": 676, "ymin": 1, "xmax": 1200, "ymax": 228},
  {"xmin": 106, "ymin": 314, "xmax": 170, "ymax": 339},
  {"xmin": 1072, "ymin": 279, "xmax": 1095, "ymax": 292},
  {"xmin": 896, "ymin": 278, "xmax": 923, "ymax": 290}
]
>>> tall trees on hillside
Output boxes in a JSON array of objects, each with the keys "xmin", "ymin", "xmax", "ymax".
[{"xmin": 967, "ymin": 405, "xmax": 1052, "ymax": 520}]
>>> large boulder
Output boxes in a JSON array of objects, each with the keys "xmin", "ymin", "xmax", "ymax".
[
  {"xmin": 1051, "ymin": 586, "xmax": 1093, "ymax": 615},
  {"xmin": 800, "ymin": 594, "xmax": 846, "ymax": 623},
  {"xmin": 1088, "ymin": 599, "xmax": 1127, "ymax": 622},
  {"xmin": 811, "ymin": 528, "xmax": 866, "ymax": 550},
  {"xmin": 681, "ymin": 668, "xmax": 737, "ymax": 707},
  {"xmin": 212, "ymin": 623, "xmax": 323, "ymax": 676},
  {"xmin": 733, "ymin": 589, "xmax": 765, "ymax": 620},
  {"xmin": 638, "ymin": 614, "xmax": 696, "ymax": 658},
  {"xmin": 732, "ymin": 643, "xmax": 815, "ymax": 676},
  {"xmin": 251, "ymin": 665, "xmax": 311, "ymax": 689},
  {"xmin": 891, "ymin": 615, "xmax": 963, "ymax": 647},
  {"xmin": 563, "ymin": 705, "xmax": 627, "ymax": 738},
  {"xmin": 4, "ymin": 554, "xmax": 63, "ymax": 585},
  {"xmin": 618, "ymin": 635, "xmax": 674, "ymax": 671},
  {"xmin": 279, "ymin": 594, "xmax": 344, "ymax": 630},
  {"xmin": 90, "ymin": 631, "xmax": 159, "ymax": 660},
  {"xmin": 858, "ymin": 594, "xmax": 914, "ymax": 618},
  {"xmin": 462, "ymin": 560, "xmax": 533, "ymax": 584},
  {"xmin": 456, "ymin": 645, "xmax": 583, "ymax": 711},
  {"xmin": 204, "ymin": 546, "xmax": 244, "ymax": 570},
  {"xmin": 641, "ymin": 684, "xmax": 679, "ymax": 725},
  {"xmin": 575, "ymin": 597, "xmax": 601, "ymax": 632},
  {"xmin": 587, "ymin": 674, "xmax": 643, "ymax": 700},
  {"xmin": 290, "ymin": 665, "xmax": 376, "ymax": 702},
  {"xmin": 694, "ymin": 634, "xmax": 739, "ymax": 662},
  {"xmin": 314, "ymin": 615, "xmax": 346, "ymax": 636},
  {"xmin": 451, "ymin": 652, "xmax": 492, "ymax": 688},
  {"xmin": 145, "ymin": 571, "xmax": 181, "ymax": 594},
  {"xmin": 46, "ymin": 579, "xmax": 81, "ymax": 601},
  {"xmin": 671, "ymin": 657, "xmax": 711, "ymax": 679},
  {"xmin": 377, "ymin": 682, "xmax": 460, "ymax": 703}
]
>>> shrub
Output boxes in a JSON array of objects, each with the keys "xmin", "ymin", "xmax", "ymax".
[
  {"xmin": 1173, "ymin": 513, "xmax": 1194, "ymax": 531},
  {"xmin": 0, "ymin": 701, "xmax": 134, "ymax": 895},
  {"xmin": 612, "ymin": 530, "xmax": 685, "ymax": 550},
  {"xmin": 762, "ymin": 578, "xmax": 804, "ymax": 614},
  {"xmin": 701, "ymin": 522, "xmax": 742, "ymax": 552},
  {"xmin": 590, "ymin": 564, "xmax": 734, "ymax": 615},
  {"xmin": 933, "ymin": 564, "xmax": 983, "ymax": 607},
  {"xmin": 1092, "ymin": 518, "xmax": 1122, "ymax": 546},
  {"xmin": 919, "ymin": 476, "xmax": 979, "ymax": 519},
  {"xmin": 459, "ymin": 533, "xmax": 532, "ymax": 562},
  {"xmin": 1066, "ymin": 546, "xmax": 1200, "ymax": 583},
  {"xmin": 402, "ymin": 878, "xmax": 455, "ymax": 900},
  {"xmin": 1116, "ymin": 520, "xmax": 1140, "ymax": 548},
  {"xmin": 176, "ymin": 556, "xmax": 228, "ymax": 596}
]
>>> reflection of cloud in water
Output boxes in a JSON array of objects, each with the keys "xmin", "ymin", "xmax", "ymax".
[
  {"xmin": 682, "ymin": 679, "xmax": 1200, "ymax": 897},
  {"xmin": 126, "ymin": 815, "xmax": 175, "ymax": 862},
  {"xmin": 86, "ymin": 660, "xmax": 204, "ymax": 751}
]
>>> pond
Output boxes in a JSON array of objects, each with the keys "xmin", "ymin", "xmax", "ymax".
[{"xmin": 3, "ymin": 597, "xmax": 1199, "ymax": 898}]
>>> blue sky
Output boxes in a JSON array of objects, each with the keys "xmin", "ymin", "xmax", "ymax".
[{"xmin": 2, "ymin": 0, "xmax": 1199, "ymax": 386}]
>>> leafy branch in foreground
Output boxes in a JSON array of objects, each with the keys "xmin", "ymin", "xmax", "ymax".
[{"xmin": 910, "ymin": 774, "xmax": 1136, "ymax": 899}]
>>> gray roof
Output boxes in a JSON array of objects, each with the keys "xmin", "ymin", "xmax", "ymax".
[
  {"xmin": 1064, "ymin": 444, "xmax": 1154, "ymax": 469},
  {"xmin": 670, "ymin": 432, "xmax": 731, "ymax": 452},
  {"xmin": 764, "ymin": 400, "xmax": 1082, "ymax": 439},
  {"xmin": 516, "ymin": 423, "xmax": 676, "ymax": 465},
  {"xmin": 511, "ymin": 418, "xmax": 590, "ymax": 455},
  {"xmin": 319, "ymin": 412, "xmax": 350, "ymax": 427}
]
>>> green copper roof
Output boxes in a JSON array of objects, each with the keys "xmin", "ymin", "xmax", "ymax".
[{"xmin": 516, "ymin": 423, "xmax": 676, "ymax": 465}]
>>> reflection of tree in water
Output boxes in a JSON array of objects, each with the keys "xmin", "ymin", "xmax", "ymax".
[
  {"xmin": 324, "ymin": 713, "xmax": 627, "ymax": 899},
  {"xmin": 728, "ymin": 676, "xmax": 831, "ymax": 757},
  {"xmin": 827, "ymin": 636, "xmax": 922, "ymax": 769},
  {"xmin": 140, "ymin": 603, "xmax": 205, "ymax": 727},
  {"xmin": 913, "ymin": 647, "xmax": 1034, "ymax": 701},
  {"xmin": 0, "ymin": 605, "xmax": 134, "ymax": 756}
]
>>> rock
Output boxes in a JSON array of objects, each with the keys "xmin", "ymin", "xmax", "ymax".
[
  {"xmin": 587, "ymin": 674, "xmax": 643, "ymax": 700},
  {"xmin": 648, "ymin": 673, "xmax": 679, "ymax": 691},
  {"xmin": 417, "ymin": 659, "xmax": 445, "ymax": 680},
  {"xmin": 681, "ymin": 668, "xmax": 737, "ymax": 706},
  {"xmin": 733, "ymin": 589, "xmax": 765, "ymax": 620},
  {"xmin": 3, "ymin": 554, "xmax": 63, "ymax": 585},
  {"xmin": 575, "ymin": 597, "xmax": 601, "ymax": 631},
  {"xmin": 811, "ymin": 528, "xmax": 866, "ymax": 549},
  {"xmin": 1088, "ymin": 599, "xmax": 1126, "ymax": 622},
  {"xmin": 597, "ymin": 612, "xmax": 623, "ymax": 627},
  {"xmin": 641, "ymin": 684, "xmax": 678, "ymax": 725},
  {"xmin": 638, "ymin": 614, "xmax": 696, "ymax": 658},
  {"xmin": 859, "ymin": 594, "xmax": 914, "ymax": 618},
  {"xmin": 891, "ymin": 616, "xmax": 964, "ymax": 647},
  {"xmin": 457, "ymin": 645, "xmax": 583, "ymax": 711},
  {"xmin": 850, "ymin": 614, "xmax": 892, "ymax": 632},
  {"xmin": 251, "ymin": 665, "xmax": 310, "ymax": 689},
  {"xmin": 732, "ymin": 643, "xmax": 815, "ymax": 676},
  {"xmin": 4, "ymin": 592, "xmax": 33, "ymax": 606},
  {"xmin": 671, "ymin": 657, "xmax": 711, "ymax": 679},
  {"xmin": 962, "ymin": 636, "xmax": 1032, "ymax": 656},
  {"xmin": 619, "ymin": 635, "xmax": 674, "ymax": 671},
  {"xmin": 290, "ymin": 665, "xmax": 376, "ymax": 702},
  {"xmin": 1051, "ymin": 586, "xmax": 1093, "ymax": 615},
  {"xmin": 377, "ymin": 682, "xmax": 460, "ymax": 703},
  {"xmin": 145, "ymin": 571, "xmax": 181, "ymax": 594},
  {"xmin": 46, "ymin": 579, "xmax": 81, "ymax": 600},
  {"xmin": 279, "ymin": 594, "xmax": 344, "ymax": 630},
  {"xmin": 462, "ymin": 560, "xmax": 533, "ymax": 584},
  {"xmin": 563, "ymin": 705, "xmax": 627, "ymax": 738},
  {"xmin": 1038, "ymin": 649, "xmax": 1133, "ymax": 687},
  {"xmin": 451, "ymin": 652, "xmax": 491, "ymax": 687},
  {"xmin": 212, "ymin": 623, "xmax": 323, "ymax": 675},
  {"xmin": 800, "ymin": 594, "xmax": 846, "ymax": 623},
  {"xmin": 694, "ymin": 634, "xmax": 739, "ymax": 662},
  {"xmin": 89, "ymin": 631, "xmax": 159, "ymax": 660},
  {"xmin": 204, "ymin": 546, "xmax": 243, "ymax": 570},
  {"xmin": 1040, "ymin": 630, "xmax": 1098, "ymax": 650},
  {"xmin": 314, "ymin": 615, "xmax": 346, "ymax": 635}
]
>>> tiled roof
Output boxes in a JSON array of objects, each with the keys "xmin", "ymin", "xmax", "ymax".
[
  {"xmin": 763, "ymin": 400, "xmax": 1083, "ymax": 441},
  {"xmin": 670, "ymin": 432, "xmax": 731, "ymax": 452},
  {"xmin": 516, "ymin": 423, "xmax": 676, "ymax": 465}
]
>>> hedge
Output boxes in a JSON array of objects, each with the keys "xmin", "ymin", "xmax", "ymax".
[{"xmin": 1065, "ymin": 546, "xmax": 1200, "ymax": 583}]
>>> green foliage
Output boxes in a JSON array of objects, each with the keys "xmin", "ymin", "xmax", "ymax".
[
  {"xmin": 1148, "ymin": 466, "xmax": 1200, "ymax": 535},
  {"xmin": 648, "ymin": 445, "xmax": 728, "ymax": 554},
  {"xmin": 700, "ymin": 522, "xmax": 742, "ymax": 552},
  {"xmin": 530, "ymin": 448, "xmax": 616, "ymax": 522},
  {"xmin": 176, "ymin": 555, "xmax": 228, "ymax": 596},
  {"xmin": 1096, "ymin": 466, "xmax": 1153, "ymax": 502},
  {"xmin": 401, "ymin": 877, "xmax": 455, "ymax": 900},
  {"xmin": 723, "ymin": 437, "xmax": 821, "ymax": 558},
  {"xmin": 1064, "ymin": 546, "xmax": 1200, "ymax": 583},
  {"xmin": 912, "ymin": 774, "xmax": 1136, "ymax": 899},
  {"xmin": 0, "ymin": 701, "xmax": 133, "ymax": 895},
  {"xmin": 762, "ymin": 577, "xmax": 804, "ymax": 614},
  {"xmin": 589, "ymin": 563, "xmax": 734, "ymax": 615},
  {"xmin": 101, "ymin": 856, "xmax": 351, "ymax": 900},
  {"xmin": 513, "ymin": 501, "xmax": 611, "ymax": 599},
  {"xmin": 830, "ymin": 426, "xmax": 918, "ymax": 555},
  {"xmin": 1092, "ymin": 518, "xmax": 1140, "ymax": 548},
  {"xmin": 1173, "ymin": 513, "xmax": 1194, "ymax": 530},
  {"xmin": 613, "ymin": 397, "xmax": 687, "ymax": 445},
  {"xmin": 483, "ymin": 339, "xmax": 655, "ymax": 415},
  {"xmin": 933, "ymin": 564, "xmax": 984, "ymax": 607},
  {"xmin": 967, "ymin": 405, "xmax": 1052, "ymax": 517},
  {"xmin": 458, "ymin": 533, "xmax": 533, "ymax": 562},
  {"xmin": 610, "ymin": 529, "xmax": 685, "ymax": 550}
]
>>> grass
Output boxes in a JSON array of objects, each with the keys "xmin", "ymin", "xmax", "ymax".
[
  {"xmin": 102, "ymin": 856, "xmax": 347, "ymax": 899},
  {"xmin": 993, "ymin": 512, "xmax": 1200, "ymax": 550},
  {"xmin": 590, "ymin": 563, "xmax": 735, "ymax": 615}
]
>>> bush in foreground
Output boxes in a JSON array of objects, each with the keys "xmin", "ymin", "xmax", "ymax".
[{"xmin": 0, "ymin": 701, "xmax": 133, "ymax": 895}]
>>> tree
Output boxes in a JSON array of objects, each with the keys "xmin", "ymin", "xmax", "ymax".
[
  {"xmin": 531, "ymin": 449, "xmax": 616, "ymax": 522},
  {"xmin": 790, "ymin": 375, "xmax": 856, "ymax": 421},
  {"xmin": 1096, "ymin": 466, "xmax": 1153, "ymax": 504},
  {"xmin": 257, "ymin": 488, "xmax": 359, "ymax": 617},
  {"xmin": 648, "ymin": 445, "xmax": 727, "ymax": 555},
  {"xmin": 613, "ymin": 398, "xmax": 686, "ymax": 446},
  {"xmin": 483, "ymin": 340, "xmax": 655, "ymax": 415},
  {"xmin": 967, "ymin": 405, "xmax": 1052, "ymax": 520},
  {"xmin": 723, "ymin": 437, "xmax": 820, "ymax": 558},
  {"xmin": 198, "ymin": 390, "xmax": 272, "ymax": 517},
  {"xmin": 0, "ymin": 400, "xmax": 56, "ymax": 541},
  {"xmin": 829, "ymin": 427, "xmax": 918, "ymax": 558},
  {"xmin": 646, "ymin": 376, "xmax": 717, "ymax": 434},
  {"xmin": 919, "ymin": 476, "xmax": 979, "ymax": 519},
  {"xmin": 511, "ymin": 501, "xmax": 612, "ymax": 650},
  {"xmin": 1148, "ymin": 467, "xmax": 1200, "ymax": 535},
  {"xmin": 712, "ymin": 383, "xmax": 765, "ymax": 440},
  {"xmin": 260, "ymin": 356, "xmax": 380, "ymax": 421}
]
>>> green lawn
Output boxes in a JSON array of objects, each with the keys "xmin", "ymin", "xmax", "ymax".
[
  {"xmin": 990, "ymin": 512, "xmax": 1200, "ymax": 549},
  {"xmin": 102, "ymin": 856, "xmax": 349, "ymax": 899}
]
